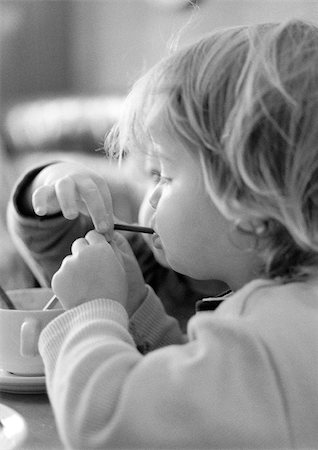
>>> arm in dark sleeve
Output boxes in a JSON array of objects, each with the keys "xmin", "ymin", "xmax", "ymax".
[{"xmin": 7, "ymin": 165, "xmax": 94, "ymax": 286}]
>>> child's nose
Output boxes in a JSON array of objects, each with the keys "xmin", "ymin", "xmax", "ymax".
[{"xmin": 149, "ymin": 185, "xmax": 161, "ymax": 209}]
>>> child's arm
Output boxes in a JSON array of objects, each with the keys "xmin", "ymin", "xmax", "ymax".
[
  {"xmin": 44, "ymin": 237, "xmax": 289, "ymax": 448},
  {"xmin": 7, "ymin": 166, "xmax": 94, "ymax": 285},
  {"xmin": 39, "ymin": 287, "xmax": 289, "ymax": 449}
]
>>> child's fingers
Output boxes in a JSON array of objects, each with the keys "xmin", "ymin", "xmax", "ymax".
[
  {"xmin": 77, "ymin": 180, "xmax": 114, "ymax": 236},
  {"xmin": 71, "ymin": 238, "xmax": 89, "ymax": 256},
  {"xmin": 85, "ymin": 230, "xmax": 124, "ymax": 267},
  {"xmin": 55, "ymin": 177, "xmax": 79, "ymax": 220},
  {"xmin": 85, "ymin": 230, "xmax": 108, "ymax": 245},
  {"xmin": 32, "ymin": 167, "xmax": 114, "ymax": 238},
  {"xmin": 111, "ymin": 232, "xmax": 134, "ymax": 256},
  {"xmin": 32, "ymin": 185, "xmax": 57, "ymax": 215},
  {"xmin": 94, "ymin": 178, "xmax": 114, "ymax": 225}
]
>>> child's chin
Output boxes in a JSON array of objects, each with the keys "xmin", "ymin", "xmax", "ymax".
[
  {"xmin": 152, "ymin": 247, "xmax": 170, "ymax": 269},
  {"xmin": 142, "ymin": 233, "xmax": 171, "ymax": 268}
]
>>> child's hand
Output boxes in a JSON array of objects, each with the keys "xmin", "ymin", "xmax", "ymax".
[
  {"xmin": 32, "ymin": 162, "xmax": 113, "ymax": 236},
  {"xmin": 110, "ymin": 232, "xmax": 148, "ymax": 316},
  {"xmin": 52, "ymin": 231, "xmax": 147, "ymax": 314},
  {"xmin": 51, "ymin": 230, "xmax": 128, "ymax": 310}
]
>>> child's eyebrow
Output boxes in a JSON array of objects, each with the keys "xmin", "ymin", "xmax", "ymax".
[
  {"xmin": 151, "ymin": 142, "xmax": 175, "ymax": 162},
  {"xmin": 149, "ymin": 130, "xmax": 178, "ymax": 165},
  {"xmin": 157, "ymin": 150, "xmax": 176, "ymax": 166}
]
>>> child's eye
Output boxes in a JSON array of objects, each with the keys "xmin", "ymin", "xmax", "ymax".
[
  {"xmin": 148, "ymin": 168, "xmax": 172, "ymax": 186},
  {"xmin": 150, "ymin": 169, "xmax": 161, "ymax": 184},
  {"xmin": 160, "ymin": 175, "xmax": 172, "ymax": 185}
]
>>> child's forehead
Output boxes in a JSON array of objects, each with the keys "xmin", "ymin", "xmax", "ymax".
[
  {"xmin": 144, "ymin": 152, "xmax": 160, "ymax": 169},
  {"xmin": 146, "ymin": 144, "xmax": 176, "ymax": 166},
  {"xmin": 146, "ymin": 109, "xmax": 178, "ymax": 156},
  {"xmin": 144, "ymin": 89, "xmax": 171, "ymax": 133}
]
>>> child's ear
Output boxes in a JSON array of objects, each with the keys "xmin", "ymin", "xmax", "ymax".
[
  {"xmin": 234, "ymin": 218, "xmax": 266, "ymax": 236},
  {"xmin": 231, "ymin": 218, "xmax": 271, "ymax": 253}
]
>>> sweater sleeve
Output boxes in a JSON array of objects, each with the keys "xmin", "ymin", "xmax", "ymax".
[
  {"xmin": 39, "ymin": 293, "xmax": 290, "ymax": 450},
  {"xmin": 128, "ymin": 285, "xmax": 185, "ymax": 352}
]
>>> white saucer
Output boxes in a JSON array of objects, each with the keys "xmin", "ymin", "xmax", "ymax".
[
  {"xmin": 0, "ymin": 403, "xmax": 28, "ymax": 449},
  {"xmin": 0, "ymin": 369, "xmax": 46, "ymax": 394}
]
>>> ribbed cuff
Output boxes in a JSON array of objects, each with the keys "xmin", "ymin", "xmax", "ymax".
[
  {"xmin": 129, "ymin": 285, "xmax": 183, "ymax": 351},
  {"xmin": 39, "ymin": 298, "xmax": 129, "ymax": 358}
]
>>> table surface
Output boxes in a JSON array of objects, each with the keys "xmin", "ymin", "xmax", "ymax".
[{"xmin": 0, "ymin": 391, "xmax": 63, "ymax": 449}]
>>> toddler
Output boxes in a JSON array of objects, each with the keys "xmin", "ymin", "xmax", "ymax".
[{"xmin": 9, "ymin": 18, "xmax": 318, "ymax": 449}]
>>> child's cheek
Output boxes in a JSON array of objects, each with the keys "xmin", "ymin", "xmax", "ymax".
[
  {"xmin": 155, "ymin": 197, "xmax": 179, "ymax": 244},
  {"xmin": 138, "ymin": 193, "xmax": 153, "ymax": 228}
]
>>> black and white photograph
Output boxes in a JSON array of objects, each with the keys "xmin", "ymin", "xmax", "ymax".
[{"xmin": 0, "ymin": 1, "xmax": 318, "ymax": 449}]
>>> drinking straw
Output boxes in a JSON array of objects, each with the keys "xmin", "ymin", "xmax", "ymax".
[
  {"xmin": 43, "ymin": 295, "xmax": 59, "ymax": 310},
  {"xmin": 114, "ymin": 224, "xmax": 154, "ymax": 234}
]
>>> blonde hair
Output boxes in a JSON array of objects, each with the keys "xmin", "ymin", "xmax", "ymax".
[{"xmin": 106, "ymin": 19, "xmax": 318, "ymax": 281}]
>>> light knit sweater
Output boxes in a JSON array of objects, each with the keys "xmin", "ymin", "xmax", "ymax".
[
  {"xmin": 7, "ymin": 166, "xmax": 318, "ymax": 448},
  {"xmin": 39, "ymin": 277, "xmax": 318, "ymax": 449}
]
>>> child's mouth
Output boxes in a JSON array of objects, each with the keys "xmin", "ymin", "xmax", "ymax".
[{"xmin": 152, "ymin": 232, "xmax": 162, "ymax": 250}]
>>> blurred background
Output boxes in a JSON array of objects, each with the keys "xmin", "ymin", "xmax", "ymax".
[{"xmin": 0, "ymin": 0, "xmax": 318, "ymax": 289}]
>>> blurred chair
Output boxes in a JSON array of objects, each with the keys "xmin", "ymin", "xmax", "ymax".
[
  {"xmin": 0, "ymin": 94, "xmax": 125, "ymax": 290},
  {"xmin": 2, "ymin": 95, "xmax": 124, "ymax": 157}
]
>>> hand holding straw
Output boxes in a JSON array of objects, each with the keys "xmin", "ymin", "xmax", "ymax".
[{"xmin": 43, "ymin": 224, "xmax": 154, "ymax": 310}]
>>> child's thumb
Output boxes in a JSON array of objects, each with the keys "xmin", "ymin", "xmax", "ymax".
[{"xmin": 111, "ymin": 232, "xmax": 134, "ymax": 255}]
